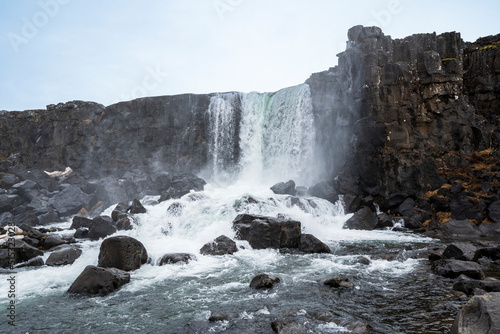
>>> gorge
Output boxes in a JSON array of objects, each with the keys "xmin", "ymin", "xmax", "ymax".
[{"xmin": 1, "ymin": 26, "xmax": 500, "ymax": 333}]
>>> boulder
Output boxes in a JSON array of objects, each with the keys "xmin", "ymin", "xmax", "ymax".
[
  {"xmin": 47, "ymin": 184, "xmax": 91, "ymax": 217},
  {"xmin": 74, "ymin": 228, "xmax": 89, "ymax": 239},
  {"xmin": 453, "ymin": 278, "xmax": 500, "ymax": 296},
  {"xmin": 15, "ymin": 256, "xmax": 44, "ymax": 268},
  {"xmin": 0, "ymin": 240, "xmax": 43, "ymax": 267},
  {"xmin": 97, "ymin": 235, "xmax": 148, "ymax": 271},
  {"xmin": 343, "ymin": 207, "xmax": 378, "ymax": 230},
  {"xmin": 450, "ymin": 292, "xmax": 500, "ymax": 334},
  {"xmin": 67, "ymin": 265, "xmax": 130, "ymax": 296},
  {"xmin": 443, "ymin": 243, "xmax": 477, "ymax": 262},
  {"xmin": 320, "ymin": 274, "xmax": 354, "ymax": 288},
  {"xmin": 41, "ymin": 235, "xmax": 67, "ymax": 250},
  {"xmin": 431, "ymin": 259, "xmax": 485, "ymax": 280},
  {"xmin": 208, "ymin": 312, "xmax": 230, "ymax": 323},
  {"xmin": 480, "ymin": 223, "xmax": 500, "ymax": 237},
  {"xmin": 380, "ymin": 192, "xmax": 414, "ymax": 211},
  {"xmin": 376, "ymin": 213, "xmax": 394, "ymax": 229},
  {"xmin": 308, "ymin": 181, "xmax": 339, "ymax": 204},
  {"xmin": 0, "ymin": 194, "xmax": 24, "ymax": 214},
  {"xmin": 433, "ymin": 220, "xmax": 482, "ymax": 238},
  {"xmin": 159, "ymin": 174, "xmax": 206, "ymax": 202},
  {"xmin": 270, "ymin": 180, "xmax": 296, "ymax": 196},
  {"xmin": 232, "ymin": 214, "xmax": 301, "ymax": 249},
  {"xmin": 200, "ymin": 235, "xmax": 237, "ymax": 256},
  {"xmin": 474, "ymin": 247, "xmax": 500, "ymax": 262},
  {"xmin": 0, "ymin": 173, "xmax": 20, "ymax": 189},
  {"xmin": 271, "ymin": 319, "xmax": 307, "ymax": 334},
  {"xmin": 298, "ymin": 234, "xmax": 331, "ymax": 254},
  {"xmin": 129, "ymin": 199, "xmax": 146, "ymax": 214},
  {"xmin": 46, "ymin": 247, "xmax": 82, "ymax": 266},
  {"xmin": 70, "ymin": 216, "xmax": 93, "ymax": 229},
  {"xmin": 87, "ymin": 216, "xmax": 117, "ymax": 240},
  {"xmin": 249, "ymin": 273, "xmax": 280, "ymax": 289},
  {"xmin": 393, "ymin": 197, "xmax": 415, "ymax": 217},
  {"xmin": 116, "ymin": 215, "xmax": 133, "ymax": 231},
  {"xmin": 159, "ymin": 253, "xmax": 194, "ymax": 265},
  {"xmin": 487, "ymin": 200, "xmax": 500, "ymax": 223},
  {"xmin": 111, "ymin": 202, "xmax": 130, "ymax": 222}
]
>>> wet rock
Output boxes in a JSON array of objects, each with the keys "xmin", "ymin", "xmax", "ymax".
[
  {"xmin": 250, "ymin": 273, "xmax": 280, "ymax": 289},
  {"xmin": 111, "ymin": 202, "xmax": 130, "ymax": 222},
  {"xmin": 443, "ymin": 243, "xmax": 477, "ymax": 262},
  {"xmin": 343, "ymin": 206, "xmax": 378, "ymax": 230},
  {"xmin": 166, "ymin": 202, "xmax": 184, "ymax": 216},
  {"xmin": 129, "ymin": 198, "xmax": 146, "ymax": 214},
  {"xmin": 208, "ymin": 312, "xmax": 230, "ymax": 323},
  {"xmin": 158, "ymin": 174, "xmax": 206, "ymax": 202},
  {"xmin": 432, "ymin": 259, "xmax": 485, "ymax": 280},
  {"xmin": 15, "ymin": 256, "xmax": 44, "ymax": 268},
  {"xmin": 46, "ymin": 246, "xmax": 82, "ymax": 266},
  {"xmin": 320, "ymin": 274, "xmax": 354, "ymax": 288},
  {"xmin": 393, "ymin": 197, "xmax": 415, "ymax": 217},
  {"xmin": 200, "ymin": 235, "xmax": 238, "ymax": 256},
  {"xmin": 380, "ymin": 192, "xmax": 413, "ymax": 211},
  {"xmin": 87, "ymin": 216, "xmax": 117, "ymax": 240},
  {"xmin": 159, "ymin": 253, "xmax": 194, "ymax": 265},
  {"xmin": 98, "ymin": 235, "xmax": 148, "ymax": 271},
  {"xmin": 487, "ymin": 200, "xmax": 500, "ymax": 223},
  {"xmin": 67, "ymin": 265, "xmax": 130, "ymax": 296},
  {"xmin": 376, "ymin": 213, "xmax": 393, "ymax": 229},
  {"xmin": 47, "ymin": 184, "xmax": 92, "ymax": 217},
  {"xmin": 308, "ymin": 181, "xmax": 339, "ymax": 204},
  {"xmin": 450, "ymin": 292, "xmax": 500, "ymax": 334},
  {"xmin": 433, "ymin": 220, "xmax": 482, "ymax": 238},
  {"xmin": 74, "ymin": 228, "xmax": 89, "ymax": 239},
  {"xmin": 271, "ymin": 319, "xmax": 307, "ymax": 334},
  {"xmin": 358, "ymin": 256, "xmax": 371, "ymax": 265},
  {"xmin": 0, "ymin": 194, "xmax": 24, "ymax": 214},
  {"xmin": 232, "ymin": 214, "xmax": 301, "ymax": 249},
  {"xmin": 116, "ymin": 215, "xmax": 133, "ymax": 231},
  {"xmin": 345, "ymin": 321, "xmax": 377, "ymax": 334},
  {"xmin": 474, "ymin": 247, "xmax": 500, "ymax": 262},
  {"xmin": 298, "ymin": 234, "xmax": 331, "ymax": 254},
  {"xmin": 271, "ymin": 180, "xmax": 296, "ymax": 196},
  {"xmin": 70, "ymin": 216, "xmax": 93, "ymax": 229},
  {"xmin": 41, "ymin": 235, "xmax": 67, "ymax": 250},
  {"xmin": 450, "ymin": 197, "xmax": 477, "ymax": 220},
  {"xmin": 480, "ymin": 223, "xmax": 500, "ymax": 237},
  {"xmin": 453, "ymin": 277, "xmax": 500, "ymax": 296},
  {"xmin": 0, "ymin": 240, "xmax": 43, "ymax": 267}
]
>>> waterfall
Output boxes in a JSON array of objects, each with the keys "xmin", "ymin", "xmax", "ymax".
[{"xmin": 207, "ymin": 84, "xmax": 316, "ymax": 186}]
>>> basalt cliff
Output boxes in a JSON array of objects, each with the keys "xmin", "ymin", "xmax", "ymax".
[{"xmin": 1, "ymin": 26, "xmax": 500, "ymax": 223}]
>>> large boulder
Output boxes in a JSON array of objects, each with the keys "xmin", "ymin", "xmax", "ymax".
[
  {"xmin": 47, "ymin": 184, "xmax": 92, "ymax": 217},
  {"xmin": 453, "ymin": 278, "xmax": 500, "ymax": 296},
  {"xmin": 97, "ymin": 236, "xmax": 148, "ymax": 271},
  {"xmin": 443, "ymin": 243, "xmax": 477, "ymax": 262},
  {"xmin": 343, "ymin": 207, "xmax": 378, "ymax": 230},
  {"xmin": 67, "ymin": 265, "xmax": 130, "ymax": 296},
  {"xmin": 270, "ymin": 180, "xmax": 296, "ymax": 196},
  {"xmin": 0, "ymin": 240, "xmax": 43, "ymax": 267},
  {"xmin": 232, "ymin": 214, "xmax": 301, "ymax": 249},
  {"xmin": 433, "ymin": 220, "xmax": 482, "ymax": 238},
  {"xmin": 298, "ymin": 234, "xmax": 331, "ymax": 254},
  {"xmin": 87, "ymin": 216, "xmax": 117, "ymax": 240},
  {"xmin": 0, "ymin": 194, "xmax": 24, "ymax": 214},
  {"xmin": 200, "ymin": 235, "xmax": 238, "ymax": 256},
  {"xmin": 159, "ymin": 253, "xmax": 194, "ymax": 265},
  {"xmin": 46, "ymin": 246, "xmax": 82, "ymax": 266},
  {"xmin": 431, "ymin": 259, "xmax": 485, "ymax": 280},
  {"xmin": 450, "ymin": 292, "xmax": 500, "ymax": 334},
  {"xmin": 307, "ymin": 181, "xmax": 339, "ymax": 204}
]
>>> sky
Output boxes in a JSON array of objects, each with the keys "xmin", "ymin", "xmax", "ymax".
[{"xmin": 0, "ymin": 0, "xmax": 499, "ymax": 111}]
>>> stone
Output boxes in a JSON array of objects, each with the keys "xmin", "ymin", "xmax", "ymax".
[
  {"xmin": 249, "ymin": 273, "xmax": 280, "ymax": 289},
  {"xmin": 129, "ymin": 198, "xmax": 146, "ymax": 214},
  {"xmin": 320, "ymin": 274, "xmax": 354, "ymax": 288},
  {"xmin": 0, "ymin": 240, "xmax": 43, "ymax": 267},
  {"xmin": 453, "ymin": 278, "xmax": 500, "ymax": 296},
  {"xmin": 298, "ymin": 234, "xmax": 331, "ymax": 254},
  {"xmin": 208, "ymin": 312, "xmax": 230, "ymax": 322},
  {"xmin": 432, "ymin": 259, "xmax": 485, "ymax": 280},
  {"xmin": 46, "ymin": 247, "xmax": 82, "ymax": 266},
  {"xmin": 487, "ymin": 200, "xmax": 500, "ymax": 223},
  {"xmin": 480, "ymin": 223, "xmax": 500, "ymax": 237},
  {"xmin": 380, "ymin": 192, "xmax": 414, "ymax": 211},
  {"xmin": 97, "ymin": 235, "xmax": 148, "ymax": 271},
  {"xmin": 270, "ymin": 180, "xmax": 296, "ymax": 196},
  {"xmin": 343, "ymin": 206, "xmax": 378, "ymax": 230},
  {"xmin": 87, "ymin": 216, "xmax": 117, "ymax": 240},
  {"xmin": 271, "ymin": 319, "xmax": 307, "ymax": 334},
  {"xmin": 376, "ymin": 213, "xmax": 393, "ymax": 229},
  {"xmin": 0, "ymin": 194, "xmax": 24, "ymax": 214},
  {"xmin": 67, "ymin": 265, "xmax": 130, "ymax": 296},
  {"xmin": 47, "ymin": 185, "xmax": 91, "ymax": 217},
  {"xmin": 393, "ymin": 197, "xmax": 415, "ymax": 217},
  {"xmin": 450, "ymin": 292, "xmax": 500, "ymax": 334},
  {"xmin": 433, "ymin": 220, "xmax": 482, "ymax": 238},
  {"xmin": 308, "ymin": 181, "xmax": 338, "ymax": 204},
  {"xmin": 70, "ymin": 216, "xmax": 93, "ymax": 229},
  {"xmin": 15, "ymin": 256, "xmax": 44, "ymax": 268},
  {"xmin": 74, "ymin": 228, "xmax": 89, "ymax": 239},
  {"xmin": 111, "ymin": 202, "xmax": 130, "ymax": 222},
  {"xmin": 443, "ymin": 243, "xmax": 477, "ymax": 262},
  {"xmin": 200, "ymin": 235, "xmax": 238, "ymax": 256},
  {"xmin": 41, "ymin": 235, "xmax": 67, "ymax": 250},
  {"xmin": 358, "ymin": 256, "xmax": 371, "ymax": 265},
  {"xmin": 159, "ymin": 253, "xmax": 194, "ymax": 265},
  {"xmin": 232, "ymin": 214, "xmax": 301, "ymax": 249},
  {"xmin": 0, "ymin": 173, "xmax": 20, "ymax": 189}
]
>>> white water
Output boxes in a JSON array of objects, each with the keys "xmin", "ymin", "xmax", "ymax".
[{"xmin": 207, "ymin": 84, "xmax": 316, "ymax": 186}]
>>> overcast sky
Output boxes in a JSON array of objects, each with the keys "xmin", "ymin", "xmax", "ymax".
[{"xmin": 1, "ymin": 0, "xmax": 499, "ymax": 111}]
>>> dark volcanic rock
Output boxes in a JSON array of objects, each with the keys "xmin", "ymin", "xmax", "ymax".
[
  {"xmin": 67, "ymin": 265, "xmax": 130, "ymax": 296},
  {"xmin": 320, "ymin": 274, "xmax": 354, "ymax": 288},
  {"xmin": 47, "ymin": 184, "xmax": 91, "ymax": 217},
  {"xmin": 159, "ymin": 253, "xmax": 194, "ymax": 265},
  {"xmin": 15, "ymin": 256, "xmax": 44, "ymax": 268},
  {"xmin": 0, "ymin": 194, "xmax": 24, "ymax": 214},
  {"xmin": 431, "ymin": 259, "xmax": 485, "ymax": 280},
  {"xmin": 111, "ymin": 202, "xmax": 130, "ymax": 222},
  {"xmin": 271, "ymin": 180, "xmax": 296, "ymax": 196},
  {"xmin": 46, "ymin": 246, "xmax": 82, "ymax": 266},
  {"xmin": 343, "ymin": 207, "xmax": 378, "ymax": 230},
  {"xmin": 1, "ymin": 240, "xmax": 44, "ymax": 267},
  {"xmin": 200, "ymin": 235, "xmax": 238, "ymax": 256},
  {"xmin": 450, "ymin": 292, "xmax": 500, "ymax": 334},
  {"xmin": 298, "ymin": 234, "xmax": 331, "ymax": 254},
  {"xmin": 232, "ymin": 214, "xmax": 301, "ymax": 249},
  {"xmin": 70, "ymin": 216, "xmax": 93, "ymax": 229},
  {"xmin": 443, "ymin": 243, "xmax": 477, "ymax": 262},
  {"xmin": 87, "ymin": 216, "xmax": 117, "ymax": 240},
  {"xmin": 453, "ymin": 278, "xmax": 500, "ymax": 295},
  {"xmin": 433, "ymin": 220, "xmax": 482, "ymax": 238},
  {"xmin": 308, "ymin": 181, "xmax": 339, "ymax": 204},
  {"xmin": 487, "ymin": 200, "xmax": 500, "ymax": 223},
  {"xmin": 97, "ymin": 236, "xmax": 148, "ymax": 271},
  {"xmin": 249, "ymin": 273, "xmax": 280, "ymax": 289},
  {"xmin": 129, "ymin": 199, "xmax": 147, "ymax": 214}
]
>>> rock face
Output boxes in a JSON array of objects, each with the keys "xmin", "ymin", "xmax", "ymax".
[
  {"xmin": 67, "ymin": 265, "xmax": 130, "ymax": 296},
  {"xmin": 450, "ymin": 292, "xmax": 500, "ymax": 334},
  {"xmin": 97, "ymin": 236, "xmax": 148, "ymax": 271}
]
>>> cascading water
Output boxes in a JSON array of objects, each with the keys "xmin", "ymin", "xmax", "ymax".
[
  {"xmin": 207, "ymin": 84, "xmax": 316, "ymax": 186},
  {"xmin": 0, "ymin": 84, "xmax": 453, "ymax": 334}
]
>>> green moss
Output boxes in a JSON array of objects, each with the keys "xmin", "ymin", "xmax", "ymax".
[
  {"xmin": 441, "ymin": 58, "xmax": 457, "ymax": 62},
  {"xmin": 478, "ymin": 44, "xmax": 498, "ymax": 51}
]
